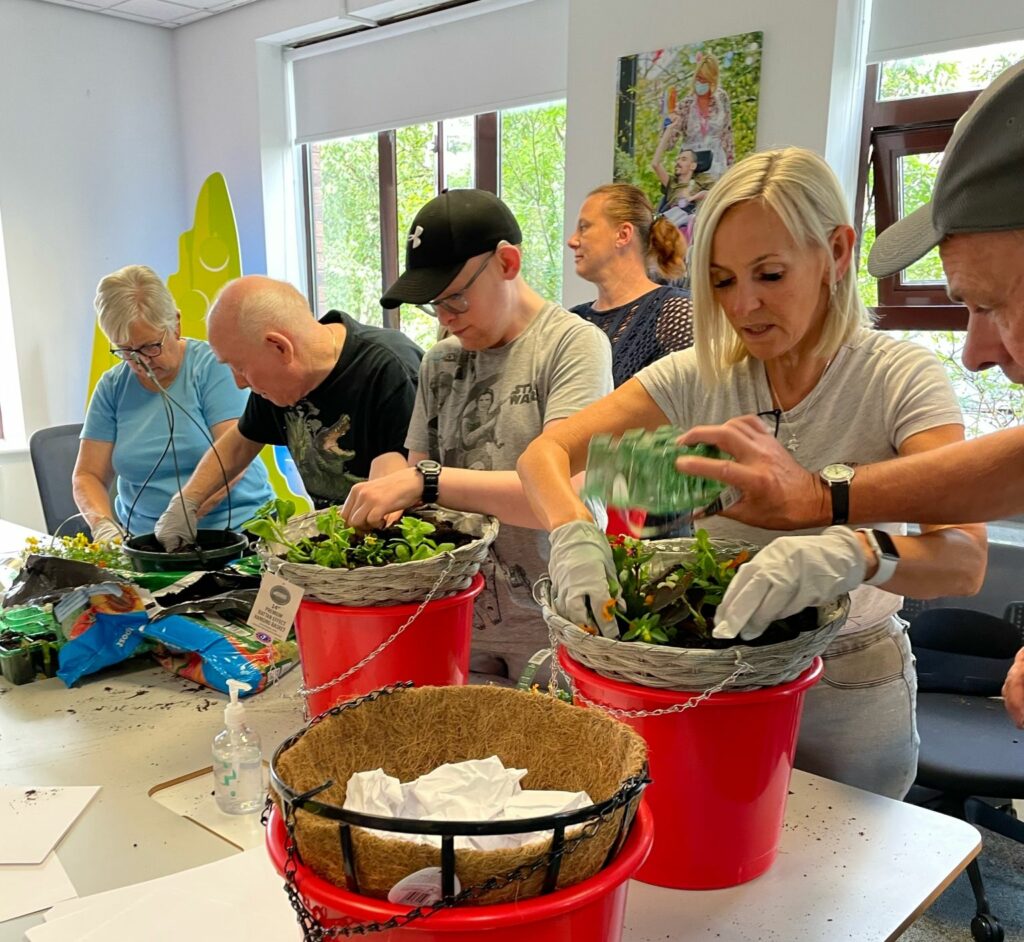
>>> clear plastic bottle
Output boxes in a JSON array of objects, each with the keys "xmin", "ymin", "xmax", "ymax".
[{"xmin": 212, "ymin": 679, "xmax": 264, "ymax": 815}]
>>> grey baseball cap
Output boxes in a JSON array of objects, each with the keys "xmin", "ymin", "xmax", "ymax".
[{"xmin": 868, "ymin": 58, "xmax": 1024, "ymax": 278}]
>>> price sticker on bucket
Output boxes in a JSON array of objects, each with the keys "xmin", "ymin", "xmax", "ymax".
[{"xmin": 247, "ymin": 573, "xmax": 304, "ymax": 643}]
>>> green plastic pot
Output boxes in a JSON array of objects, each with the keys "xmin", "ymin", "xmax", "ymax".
[{"xmin": 122, "ymin": 530, "xmax": 250, "ymax": 574}]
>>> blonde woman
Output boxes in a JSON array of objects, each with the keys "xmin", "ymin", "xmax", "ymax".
[{"xmin": 518, "ymin": 147, "xmax": 986, "ymax": 799}]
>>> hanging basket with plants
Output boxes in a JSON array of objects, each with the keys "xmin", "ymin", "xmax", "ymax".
[
  {"xmin": 536, "ymin": 530, "xmax": 849, "ymax": 691},
  {"xmin": 248, "ymin": 499, "xmax": 499, "ymax": 606}
]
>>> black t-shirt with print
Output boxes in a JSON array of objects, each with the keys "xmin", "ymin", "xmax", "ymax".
[{"xmin": 239, "ymin": 310, "xmax": 423, "ymax": 507}]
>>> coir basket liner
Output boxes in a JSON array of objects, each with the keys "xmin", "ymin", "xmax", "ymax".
[
  {"xmin": 537, "ymin": 536, "xmax": 851, "ymax": 691},
  {"xmin": 270, "ymin": 684, "xmax": 648, "ymax": 906},
  {"xmin": 258, "ymin": 506, "xmax": 499, "ymax": 606}
]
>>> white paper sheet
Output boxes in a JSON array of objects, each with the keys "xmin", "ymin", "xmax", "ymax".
[
  {"xmin": 31, "ymin": 849, "xmax": 296, "ymax": 942},
  {"xmin": 0, "ymin": 786, "xmax": 100, "ymax": 865},
  {"xmin": 0, "ymin": 853, "xmax": 77, "ymax": 923}
]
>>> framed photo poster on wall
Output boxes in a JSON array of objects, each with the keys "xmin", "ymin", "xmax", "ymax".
[{"xmin": 615, "ymin": 32, "xmax": 764, "ymax": 250}]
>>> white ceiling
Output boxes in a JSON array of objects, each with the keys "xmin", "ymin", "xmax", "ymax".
[{"xmin": 34, "ymin": 0, "xmax": 262, "ymax": 29}]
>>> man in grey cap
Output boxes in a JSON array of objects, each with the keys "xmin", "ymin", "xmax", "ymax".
[
  {"xmin": 340, "ymin": 188, "xmax": 613, "ymax": 685},
  {"xmin": 668, "ymin": 59, "xmax": 1024, "ymax": 726}
]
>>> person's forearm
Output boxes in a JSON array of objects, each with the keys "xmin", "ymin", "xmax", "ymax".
[
  {"xmin": 370, "ymin": 452, "xmax": 409, "ymax": 479},
  {"xmin": 850, "ymin": 428, "xmax": 1024, "ymax": 524},
  {"xmin": 182, "ymin": 428, "xmax": 263, "ymax": 517},
  {"xmin": 72, "ymin": 472, "xmax": 115, "ymax": 529},
  {"xmin": 517, "ymin": 437, "xmax": 593, "ymax": 532},
  {"xmin": 437, "ymin": 469, "xmax": 545, "ymax": 528},
  {"xmin": 871, "ymin": 526, "xmax": 987, "ymax": 599}
]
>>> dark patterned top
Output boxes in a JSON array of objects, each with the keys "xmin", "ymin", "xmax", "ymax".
[{"xmin": 571, "ymin": 286, "xmax": 694, "ymax": 387}]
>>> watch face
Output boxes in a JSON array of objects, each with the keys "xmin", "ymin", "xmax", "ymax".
[
  {"xmin": 417, "ymin": 460, "xmax": 442, "ymax": 475},
  {"xmin": 821, "ymin": 463, "xmax": 855, "ymax": 483}
]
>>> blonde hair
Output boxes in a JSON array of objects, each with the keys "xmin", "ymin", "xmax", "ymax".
[
  {"xmin": 586, "ymin": 183, "xmax": 685, "ymax": 280},
  {"xmin": 694, "ymin": 53, "xmax": 720, "ymax": 90},
  {"xmin": 94, "ymin": 265, "xmax": 177, "ymax": 345},
  {"xmin": 691, "ymin": 147, "xmax": 872, "ymax": 384}
]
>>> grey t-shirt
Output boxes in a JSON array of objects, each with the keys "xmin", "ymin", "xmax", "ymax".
[
  {"xmin": 636, "ymin": 328, "xmax": 964, "ymax": 634},
  {"xmin": 406, "ymin": 302, "xmax": 613, "ymax": 679}
]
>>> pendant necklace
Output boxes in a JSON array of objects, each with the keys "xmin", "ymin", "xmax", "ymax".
[{"xmin": 765, "ymin": 355, "xmax": 836, "ymax": 454}]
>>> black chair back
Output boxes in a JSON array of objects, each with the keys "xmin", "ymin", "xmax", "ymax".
[
  {"xmin": 909, "ymin": 607, "xmax": 1019, "ymax": 696},
  {"xmin": 28, "ymin": 423, "xmax": 88, "ymax": 537}
]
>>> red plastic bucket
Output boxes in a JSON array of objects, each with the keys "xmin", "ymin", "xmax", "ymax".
[
  {"xmin": 605, "ymin": 507, "xmax": 647, "ymax": 538},
  {"xmin": 265, "ymin": 800, "xmax": 653, "ymax": 940},
  {"xmin": 294, "ymin": 574, "xmax": 484, "ymax": 716},
  {"xmin": 560, "ymin": 650, "xmax": 822, "ymax": 890}
]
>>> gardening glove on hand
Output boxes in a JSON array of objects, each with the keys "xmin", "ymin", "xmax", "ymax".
[
  {"xmin": 154, "ymin": 494, "xmax": 200, "ymax": 552},
  {"xmin": 91, "ymin": 517, "xmax": 124, "ymax": 545},
  {"xmin": 712, "ymin": 527, "xmax": 868, "ymax": 642},
  {"xmin": 548, "ymin": 520, "xmax": 621, "ymax": 638}
]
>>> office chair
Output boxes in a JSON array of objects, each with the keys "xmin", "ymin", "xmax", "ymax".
[
  {"xmin": 907, "ymin": 607, "xmax": 1024, "ymax": 942},
  {"xmin": 28, "ymin": 423, "xmax": 91, "ymax": 538}
]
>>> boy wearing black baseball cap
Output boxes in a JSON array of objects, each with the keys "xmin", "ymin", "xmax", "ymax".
[{"xmin": 344, "ymin": 189, "xmax": 613, "ymax": 683}]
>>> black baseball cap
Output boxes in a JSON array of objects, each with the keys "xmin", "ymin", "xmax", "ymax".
[
  {"xmin": 380, "ymin": 189, "xmax": 523, "ymax": 309},
  {"xmin": 868, "ymin": 58, "xmax": 1024, "ymax": 278}
]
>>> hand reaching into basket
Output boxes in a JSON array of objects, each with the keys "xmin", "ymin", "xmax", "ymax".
[
  {"xmin": 155, "ymin": 493, "xmax": 200, "ymax": 552},
  {"xmin": 341, "ymin": 469, "xmax": 419, "ymax": 531},
  {"xmin": 712, "ymin": 528, "xmax": 869, "ymax": 641},
  {"xmin": 548, "ymin": 520, "xmax": 622, "ymax": 638}
]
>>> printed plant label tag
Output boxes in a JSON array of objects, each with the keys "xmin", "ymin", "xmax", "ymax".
[
  {"xmin": 247, "ymin": 573, "xmax": 303, "ymax": 643},
  {"xmin": 388, "ymin": 866, "xmax": 461, "ymax": 906}
]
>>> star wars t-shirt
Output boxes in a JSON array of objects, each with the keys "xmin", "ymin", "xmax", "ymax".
[
  {"xmin": 239, "ymin": 311, "xmax": 423, "ymax": 507},
  {"xmin": 405, "ymin": 302, "xmax": 613, "ymax": 680}
]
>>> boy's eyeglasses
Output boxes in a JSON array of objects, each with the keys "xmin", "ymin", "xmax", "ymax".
[
  {"xmin": 416, "ymin": 251, "xmax": 496, "ymax": 318},
  {"xmin": 110, "ymin": 330, "xmax": 167, "ymax": 361}
]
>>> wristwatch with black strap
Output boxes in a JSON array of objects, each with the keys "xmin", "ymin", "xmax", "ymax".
[
  {"xmin": 819, "ymin": 463, "xmax": 855, "ymax": 525},
  {"xmin": 857, "ymin": 527, "xmax": 901, "ymax": 586},
  {"xmin": 415, "ymin": 459, "xmax": 442, "ymax": 505}
]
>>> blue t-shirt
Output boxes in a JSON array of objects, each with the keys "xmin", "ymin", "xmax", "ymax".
[{"xmin": 82, "ymin": 339, "xmax": 273, "ymax": 535}]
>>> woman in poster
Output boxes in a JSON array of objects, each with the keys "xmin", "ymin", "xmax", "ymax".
[{"xmin": 658, "ymin": 51, "xmax": 734, "ymax": 184}]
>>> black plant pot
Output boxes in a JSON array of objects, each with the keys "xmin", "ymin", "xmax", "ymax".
[{"xmin": 123, "ymin": 529, "xmax": 250, "ymax": 573}]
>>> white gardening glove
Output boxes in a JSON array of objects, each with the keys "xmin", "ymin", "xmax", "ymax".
[
  {"xmin": 712, "ymin": 527, "xmax": 869, "ymax": 642},
  {"xmin": 154, "ymin": 494, "xmax": 200, "ymax": 552},
  {"xmin": 91, "ymin": 517, "xmax": 125, "ymax": 544},
  {"xmin": 548, "ymin": 520, "xmax": 621, "ymax": 638}
]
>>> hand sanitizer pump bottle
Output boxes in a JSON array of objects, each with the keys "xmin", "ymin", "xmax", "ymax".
[{"xmin": 212, "ymin": 679, "xmax": 263, "ymax": 814}]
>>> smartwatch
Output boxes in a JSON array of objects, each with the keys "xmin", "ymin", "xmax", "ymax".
[
  {"xmin": 857, "ymin": 528, "xmax": 900, "ymax": 586},
  {"xmin": 819, "ymin": 463, "xmax": 855, "ymax": 525},
  {"xmin": 415, "ymin": 459, "xmax": 442, "ymax": 505}
]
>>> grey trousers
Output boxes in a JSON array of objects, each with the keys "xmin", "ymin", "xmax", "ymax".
[{"xmin": 795, "ymin": 616, "xmax": 919, "ymax": 800}]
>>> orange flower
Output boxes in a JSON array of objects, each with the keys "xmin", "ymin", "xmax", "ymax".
[{"xmin": 601, "ymin": 597, "xmax": 618, "ymax": 622}]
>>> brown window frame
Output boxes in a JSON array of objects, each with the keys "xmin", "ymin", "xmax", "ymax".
[
  {"xmin": 302, "ymin": 112, "xmax": 499, "ymax": 332},
  {"xmin": 857, "ymin": 63, "xmax": 982, "ymax": 330}
]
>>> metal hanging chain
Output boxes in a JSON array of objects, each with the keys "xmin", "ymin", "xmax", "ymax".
[
  {"xmin": 555, "ymin": 637, "xmax": 756, "ymax": 719},
  {"xmin": 277, "ymin": 770, "xmax": 647, "ymax": 940},
  {"xmin": 296, "ymin": 555, "xmax": 458, "ymax": 706}
]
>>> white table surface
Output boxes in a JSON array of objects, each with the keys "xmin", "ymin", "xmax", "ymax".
[{"xmin": 0, "ymin": 659, "xmax": 980, "ymax": 942}]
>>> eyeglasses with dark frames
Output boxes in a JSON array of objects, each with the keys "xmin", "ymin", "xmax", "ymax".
[
  {"xmin": 756, "ymin": 408, "xmax": 782, "ymax": 439},
  {"xmin": 416, "ymin": 250, "xmax": 497, "ymax": 318},
  {"xmin": 110, "ymin": 329, "xmax": 167, "ymax": 361}
]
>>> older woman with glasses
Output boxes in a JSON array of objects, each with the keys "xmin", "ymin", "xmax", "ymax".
[
  {"xmin": 518, "ymin": 147, "xmax": 986, "ymax": 799},
  {"xmin": 73, "ymin": 264, "xmax": 273, "ymax": 541}
]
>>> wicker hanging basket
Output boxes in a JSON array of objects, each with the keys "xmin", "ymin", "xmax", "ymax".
[
  {"xmin": 537, "ymin": 536, "xmax": 850, "ymax": 691},
  {"xmin": 257, "ymin": 506, "xmax": 499, "ymax": 606}
]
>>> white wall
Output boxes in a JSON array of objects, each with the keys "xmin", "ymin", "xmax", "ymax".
[
  {"xmin": 0, "ymin": 0, "xmax": 186, "ymax": 528},
  {"xmin": 562, "ymin": 0, "xmax": 870, "ymax": 307}
]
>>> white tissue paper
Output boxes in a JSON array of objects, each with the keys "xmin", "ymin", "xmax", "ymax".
[{"xmin": 342, "ymin": 756, "xmax": 592, "ymax": 851}]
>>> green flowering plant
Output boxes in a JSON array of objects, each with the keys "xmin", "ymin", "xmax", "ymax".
[{"xmin": 242, "ymin": 500, "xmax": 455, "ymax": 570}]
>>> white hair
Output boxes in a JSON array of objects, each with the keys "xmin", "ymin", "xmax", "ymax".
[{"xmin": 94, "ymin": 265, "xmax": 177, "ymax": 345}]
